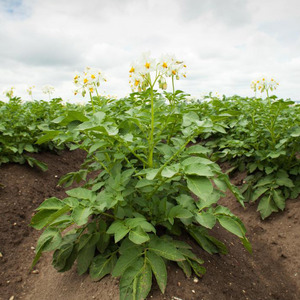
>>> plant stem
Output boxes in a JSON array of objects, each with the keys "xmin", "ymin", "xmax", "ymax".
[
  {"xmin": 89, "ymin": 92, "xmax": 95, "ymax": 113},
  {"xmin": 148, "ymin": 86, "xmax": 155, "ymax": 168},
  {"xmin": 172, "ymin": 75, "xmax": 175, "ymax": 105}
]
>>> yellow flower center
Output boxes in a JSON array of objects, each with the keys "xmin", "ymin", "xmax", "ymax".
[
  {"xmin": 129, "ymin": 67, "xmax": 135, "ymax": 73},
  {"xmin": 162, "ymin": 62, "xmax": 168, "ymax": 68},
  {"xmin": 134, "ymin": 79, "xmax": 140, "ymax": 86},
  {"xmin": 91, "ymin": 74, "xmax": 96, "ymax": 79},
  {"xmin": 84, "ymin": 78, "xmax": 88, "ymax": 84},
  {"xmin": 172, "ymin": 70, "xmax": 177, "ymax": 75},
  {"xmin": 145, "ymin": 62, "xmax": 150, "ymax": 69},
  {"xmin": 89, "ymin": 87, "xmax": 94, "ymax": 93}
]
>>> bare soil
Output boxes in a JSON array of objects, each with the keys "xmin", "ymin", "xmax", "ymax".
[{"xmin": 0, "ymin": 150, "xmax": 299, "ymax": 300}]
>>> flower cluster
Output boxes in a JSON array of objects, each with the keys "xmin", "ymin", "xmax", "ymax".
[
  {"xmin": 251, "ymin": 77, "xmax": 279, "ymax": 94},
  {"xmin": 27, "ymin": 85, "xmax": 35, "ymax": 97},
  {"xmin": 42, "ymin": 85, "xmax": 55, "ymax": 96},
  {"xmin": 3, "ymin": 87, "xmax": 15, "ymax": 98},
  {"xmin": 129, "ymin": 52, "xmax": 187, "ymax": 92},
  {"xmin": 73, "ymin": 67, "xmax": 107, "ymax": 97}
]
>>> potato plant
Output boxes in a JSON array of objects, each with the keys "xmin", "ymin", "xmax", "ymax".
[
  {"xmin": 31, "ymin": 54, "xmax": 251, "ymax": 300},
  {"xmin": 203, "ymin": 94, "xmax": 300, "ymax": 219},
  {"xmin": 0, "ymin": 97, "xmax": 83, "ymax": 170}
]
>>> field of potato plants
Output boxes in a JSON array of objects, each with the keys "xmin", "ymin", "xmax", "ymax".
[{"xmin": 0, "ymin": 54, "xmax": 300, "ymax": 300}]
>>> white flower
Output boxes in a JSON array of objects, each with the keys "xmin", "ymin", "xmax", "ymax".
[
  {"xmin": 185, "ymin": 96, "xmax": 197, "ymax": 103},
  {"xmin": 3, "ymin": 87, "xmax": 15, "ymax": 98},
  {"xmin": 157, "ymin": 54, "xmax": 174, "ymax": 74},
  {"xmin": 42, "ymin": 85, "xmax": 55, "ymax": 95},
  {"xmin": 129, "ymin": 73, "xmax": 145, "ymax": 91},
  {"xmin": 251, "ymin": 77, "xmax": 279, "ymax": 94},
  {"xmin": 129, "ymin": 52, "xmax": 187, "ymax": 92},
  {"xmin": 166, "ymin": 57, "xmax": 187, "ymax": 80},
  {"xmin": 27, "ymin": 85, "xmax": 35, "ymax": 96},
  {"xmin": 138, "ymin": 52, "xmax": 156, "ymax": 74},
  {"xmin": 73, "ymin": 67, "xmax": 106, "ymax": 96}
]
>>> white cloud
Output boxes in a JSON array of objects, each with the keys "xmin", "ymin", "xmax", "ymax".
[{"xmin": 0, "ymin": 0, "xmax": 299, "ymax": 102}]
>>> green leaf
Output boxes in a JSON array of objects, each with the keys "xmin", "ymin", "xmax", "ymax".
[
  {"xmin": 36, "ymin": 228, "xmax": 62, "ymax": 253},
  {"xmin": 169, "ymin": 206, "xmax": 194, "ymax": 219},
  {"xmin": 185, "ymin": 145, "xmax": 210, "ymax": 155},
  {"xmin": 184, "ymin": 164, "xmax": 214, "ymax": 177},
  {"xmin": 255, "ymin": 175, "xmax": 274, "ymax": 187},
  {"xmin": 148, "ymin": 236, "xmax": 185, "ymax": 261},
  {"xmin": 30, "ymin": 209, "xmax": 58, "ymax": 230},
  {"xmin": 36, "ymin": 130, "xmax": 60, "ymax": 144},
  {"xmin": 186, "ymin": 175, "xmax": 213, "ymax": 199},
  {"xmin": 175, "ymin": 194, "xmax": 196, "ymax": 210},
  {"xmin": 89, "ymin": 141, "xmax": 108, "ymax": 153},
  {"xmin": 178, "ymin": 248, "xmax": 204, "ymax": 265},
  {"xmin": 25, "ymin": 156, "xmax": 48, "ymax": 172},
  {"xmin": 32, "ymin": 228, "xmax": 62, "ymax": 269},
  {"xmin": 177, "ymin": 260, "xmax": 192, "ymax": 277},
  {"xmin": 188, "ymin": 259, "xmax": 206, "ymax": 276},
  {"xmin": 146, "ymin": 251, "xmax": 167, "ymax": 294},
  {"xmin": 112, "ymin": 247, "xmax": 143, "ymax": 277},
  {"xmin": 52, "ymin": 110, "xmax": 88, "ymax": 125},
  {"xmin": 107, "ymin": 220, "xmax": 130, "ymax": 243},
  {"xmin": 276, "ymin": 177, "xmax": 294, "ymax": 188},
  {"xmin": 133, "ymin": 262, "xmax": 152, "ymax": 300},
  {"xmin": 136, "ymin": 178, "xmax": 155, "ymax": 188},
  {"xmin": 188, "ymin": 226, "xmax": 219, "ymax": 254},
  {"xmin": 90, "ymin": 253, "xmax": 117, "ymax": 281},
  {"xmin": 213, "ymin": 178, "xmax": 227, "ymax": 192},
  {"xmin": 161, "ymin": 164, "xmax": 180, "ymax": 178},
  {"xmin": 257, "ymin": 195, "xmax": 278, "ymax": 219},
  {"xmin": 217, "ymin": 215, "xmax": 245, "ymax": 238},
  {"xmin": 272, "ymin": 189, "xmax": 285, "ymax": 210},
  {"xmin": 52, "ymin": 243, "xmax": 76, "ymax": 272},
  {"xmin": 77, "ymin": 244, "xmax": 95, "ymax": 275},
  {"xmin": 119, "ymin": 259, "xmax": 144, "ymax": 300},
  {"xmin": 78, "ymin": 232, "xmax": 100, "ymax": 251},
  {"xmin": 66, "ymin": 187, "xmax": 94, "ymax": 200},
  {"xmin": 251, "ymin": 186, "xmax": 269, "ymax": 202},
  {"xmin": 36, "ymin": 197, "xmax": 64, "ymax": 211},
  {"xmin": 195, "ymin": 211, "xmax": 216, "ymax": 229},
  {"xmin": 291, "ymin": 127, "xmax": 300, "ymax": 137},
  {"xmin": 71, "ymin": 206, "xmax": 93, "ymax": 226},
  {"xmin": 182, "ymin": 156, "xmax": 213, "ymax": 166},
  {"xmin": 241, "ymin": 237, "xmax": 252, "ymax": 254},
  {"xmin": 129, "ymin": 226, "xmax": 150, "ymax": 244},
  {"xmin": 145, "ymin": 169, "xmax": 159, "ymax": 180}
]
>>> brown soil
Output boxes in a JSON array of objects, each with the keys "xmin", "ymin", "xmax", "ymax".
[{"xmin": 0, "ymin": 150, "xmax": 299, "ymax": 300}]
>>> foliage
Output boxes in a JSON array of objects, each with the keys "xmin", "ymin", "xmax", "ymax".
[
  {"xmin": 0, "ymin": 97, "xmax": 83, "ymax": 169},
  {"xmin": 203, "ymin": 95, "xmax": 300, "ymax": 219},
  {"xmin": 31, "ymin": 55, "xmax": 251, "ymax": 300}
]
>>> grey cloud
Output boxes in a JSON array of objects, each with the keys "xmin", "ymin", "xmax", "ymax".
[{"xmin": 179, "ymin": 0, "xmax": 251, "ymax": 26}]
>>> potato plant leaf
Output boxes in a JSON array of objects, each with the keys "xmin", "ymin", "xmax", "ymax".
[{"xmin": 146, "ymin": 251, "xmax": 167, "ymax": 294}]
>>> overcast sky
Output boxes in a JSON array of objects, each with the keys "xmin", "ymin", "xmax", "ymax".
[{"xmin": 0, "ymin": 0, "xmax": 299, "ymax": 102}]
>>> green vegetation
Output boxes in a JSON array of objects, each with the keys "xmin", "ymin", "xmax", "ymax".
[{"xmin": 1, "ymin": 54, "xmax": 299, "ymax": 300}]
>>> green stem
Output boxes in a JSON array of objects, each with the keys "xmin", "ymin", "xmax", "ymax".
[
  {"xmin": 148, "ymin": 86, "xmax": 155, "ymax": 168},
  {"xmin": 266, "ymin": 89, "xmax": 271, "ymax": 106},
  {"xmin": 172, "ymin": 75, "xmax": 175, "ymax": 105},
  {"xmin": 89, "ymin": 92, "xmax": 95, "ymax": 113},
  {"xmin": 113, "ymin": 136, "xmax": 148, "ymax": 166}
]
